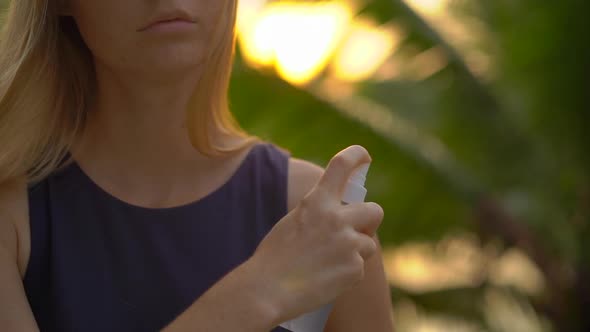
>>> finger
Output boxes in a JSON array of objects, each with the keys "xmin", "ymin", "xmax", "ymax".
[
  {"xmin": 318, "ymin": 145, "xmax": 372, "ymax": 199},
  {"xmin": 339, "ymin": 202, "xmax": 384, "ymax": 236},
  {"xmin": 355, "ymin": 232, "xmax": 378, "ymax": 260}
]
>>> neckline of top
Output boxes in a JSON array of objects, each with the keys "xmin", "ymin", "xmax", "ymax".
[{"xmin": 67, "ymin": 143, "xmax": 264, "ymax": 214}]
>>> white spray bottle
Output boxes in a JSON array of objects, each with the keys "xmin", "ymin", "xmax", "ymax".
[{"xmin": 279, "ymin": 163, "xmax": 371, "ymax": 332}]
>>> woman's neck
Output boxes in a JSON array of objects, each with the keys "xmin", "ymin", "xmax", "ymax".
[
  {"xmin": 69, "ymin": 61, "xmax": 245, "ymax": 208},
  {"xmin": 75, "ymin": 61, "xmax": 208, "ymax": 175}
]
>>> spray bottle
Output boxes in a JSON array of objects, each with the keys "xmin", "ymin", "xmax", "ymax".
[{"xmin": 279, "ymin": 163, "xmax": 371, "ymax": 332}]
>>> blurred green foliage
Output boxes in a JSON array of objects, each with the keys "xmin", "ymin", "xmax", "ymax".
[{"xmin": 230, "ymin": 0, "xmax": 589, "ymax": 331}]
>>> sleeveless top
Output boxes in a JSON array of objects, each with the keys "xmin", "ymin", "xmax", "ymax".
[{"xmin": 23, "ymin": 142, "xmax": 295, "ymax": 332}]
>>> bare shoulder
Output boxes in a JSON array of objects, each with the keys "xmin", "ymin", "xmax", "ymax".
[
  {"xmin": 0, "ymin": 178, "xmax": 30, "ymax": 277},
  {"xmin": 287, "ymin": 158, "xmax": 324, "ymax": 212}
]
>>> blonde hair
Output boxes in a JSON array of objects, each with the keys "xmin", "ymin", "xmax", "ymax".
[{"xmin": 0, "ymin": 0, "xmax": 259, "ymax": 184}]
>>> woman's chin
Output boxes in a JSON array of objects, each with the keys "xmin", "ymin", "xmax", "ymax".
[
  {"xmin": 131, "ymin": 53, "xmax": 205, "ymax": 79},
  {"xmin": 152, "ymin": 58, "xmax": 203, "ymax": 73}
]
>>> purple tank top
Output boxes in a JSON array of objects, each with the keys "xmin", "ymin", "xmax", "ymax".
[{"xmin": 24, "ymin": 142, "xmax": 294, "ymax": 332}]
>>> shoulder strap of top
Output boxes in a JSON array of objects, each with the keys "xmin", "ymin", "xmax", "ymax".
[{"xmin": 253, "ymin": 142, "xmax": 292, "ymax": 229}]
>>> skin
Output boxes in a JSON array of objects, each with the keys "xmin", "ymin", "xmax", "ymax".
[{"xmin": 0, "ymin": 0, "xmax": 394, "ymax": 330}]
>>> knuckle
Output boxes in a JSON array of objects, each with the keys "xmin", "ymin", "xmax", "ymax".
[
  {"xmin": 324, "ymin": 208, "xmax": 343, "ymax": 230},
  {"xmin": 358, "ymin": 237, "xmax": 377, "ymax": 260},
  {"xmin": 351, "ymin": 254, "xmax": 365, "ymax": 281},
  {"xmin": 367, "ymin": 239, "xmax": 378, "ymax": 257},
  {"xmin": 298, "ymin": 195, "xmax": 313, "ymax": 210},
  {"xmin": 340, "ymin": 228, "xmax": 358, "ymax": 245}
]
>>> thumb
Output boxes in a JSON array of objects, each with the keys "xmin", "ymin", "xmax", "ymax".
[{"xmin": 317, "ymin": 145, "xmax": 372, "ymax": 200}]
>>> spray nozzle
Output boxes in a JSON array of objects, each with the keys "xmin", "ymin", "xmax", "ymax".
[{"xmin": 341, "ymin": 163, "xmax": 370, "ymax": 204}]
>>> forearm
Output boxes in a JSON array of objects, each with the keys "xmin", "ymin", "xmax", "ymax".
[{"xmin": 161, "ymin": 261, "xmax": 282, "ymax": 332}]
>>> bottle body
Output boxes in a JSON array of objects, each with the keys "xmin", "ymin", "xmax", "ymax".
[{"xmin": 279, "ymin": 304, "xmax": 333, "ymax": 331}]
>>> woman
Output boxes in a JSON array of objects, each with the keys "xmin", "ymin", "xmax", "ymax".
[{"xmin": 0, "ymin": 0, "xmax": 394, "ymax": 331}]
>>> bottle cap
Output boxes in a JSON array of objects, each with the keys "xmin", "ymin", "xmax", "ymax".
[{"xmin": 341, "ymin": 163, "xmax": 370, "ymax": 204}]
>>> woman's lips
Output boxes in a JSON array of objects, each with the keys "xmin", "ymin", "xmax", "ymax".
[
  {"xmin": 138, "ymin": 10, "xmax": 196, "ymax": 33},
  {"xmin": 139, "ymin": 18, "xmax": 196, "ymax": 33}
]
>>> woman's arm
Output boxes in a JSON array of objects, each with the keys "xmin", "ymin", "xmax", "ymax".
[
  {"xmin": 0, "ymin": 179, "xmax": 40, "ymax": 331},
  {"xmin": 161, "ymin": 260, "xmax": 282, "ymax": 332},
  {"xmin": 0, "ymin": 245, "xmax": 40, "ymax": 331},
  {"xmin": 288, "ymin": 158, "xmax": 395, "ymax": 332}
]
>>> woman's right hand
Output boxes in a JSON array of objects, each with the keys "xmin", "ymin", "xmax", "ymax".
[{"xmin": 245, "ymin": 145, "xmax": 384, "ymax": 324}]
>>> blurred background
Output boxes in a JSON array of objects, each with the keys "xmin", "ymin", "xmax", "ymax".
[
  {"xmin": 230, "ymin": 0, "xmax": 589, "ymax": 331},
  {"xmin": 2, "ymin": 0, "xmax": 589, "ymax": 330}
]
